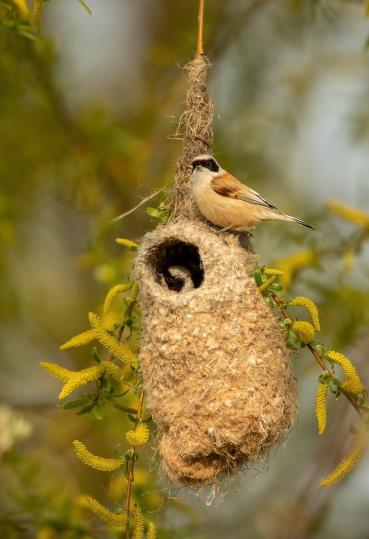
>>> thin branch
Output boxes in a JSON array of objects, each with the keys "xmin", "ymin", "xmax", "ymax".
[
  {"xmin": 107, "ymin": 189, "xmax": 163, "ymax": 225},
  {"xmin": 124, "ymin": 391, "xmax": 145, "ymax": 539},
  {"xmin": 197, "ymin": 0, "xmax": 205, "ymax": 56},
  {"xmin": 271, "ymin": 292, "xmax": 365, "ymax": 422}
]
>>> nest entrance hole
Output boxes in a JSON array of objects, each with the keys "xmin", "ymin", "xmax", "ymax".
[{"xmin": 149, "ymin": 239, "xmax": 204, "ymax": 292}]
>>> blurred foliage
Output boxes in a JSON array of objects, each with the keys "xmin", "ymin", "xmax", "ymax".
[{"xmin": 1, "ymin": 0, "xmax": 369, "ymax": 538}]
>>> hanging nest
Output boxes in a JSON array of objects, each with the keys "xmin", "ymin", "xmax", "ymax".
[{"xmin": 134, "ymin": 55, "xmax": 297, "ymax": 486}]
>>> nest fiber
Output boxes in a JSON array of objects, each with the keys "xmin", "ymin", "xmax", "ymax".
[
  {"xmin": 135, "ymin": 220, "xmax": 297, "ymax": 485},
  {"xmin": 170, "ymin": 55, "xmax": 214, "ymax": 220}
]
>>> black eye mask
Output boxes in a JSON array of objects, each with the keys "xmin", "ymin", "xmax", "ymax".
[{"xmin": 192, "ymin": 159, "xmax": 219, "ymax": 172}]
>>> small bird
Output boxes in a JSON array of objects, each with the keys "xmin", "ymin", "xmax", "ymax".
[
  {"xmin": 191, "ymin": 154, "xmax": 314, "ymax": 232},
  {"xmin": 163, "ymin": 265, "xmax": 194, "ymax": 292}
]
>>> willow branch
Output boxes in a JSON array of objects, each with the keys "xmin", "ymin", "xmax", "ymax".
[
  {"xmin": 124, "ymin": 391, "xmax": 145, "ymax": 539},
  {"xmin": 271, "ymin": 292, "xmax": 365, "ymax": 422}
]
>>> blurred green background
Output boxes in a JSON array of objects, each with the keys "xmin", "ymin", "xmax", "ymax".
[{"xmin": 1, "ymin": 1, "xmax": 369, "ymax": 538}]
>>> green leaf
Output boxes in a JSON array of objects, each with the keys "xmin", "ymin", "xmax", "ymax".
[
  {"xmin": 124, "ymin": 449, "xmax": 134, "ymax": 460},
  {"xmin": 285, "ymin": 329, "xmax": 301, "ymax": 350},
  {"xmin": 269, "ymin": 283, "xmax": 283, "ymax": 292},
  {"xmin": 76, "ymin": 0, "xmax": 92, "ymax": 15},
  {"xmin": 76, "ymin": 402, "xmax": 95, "ymax": 415},
  {"xmin": 128, "ymin": 413, "xmax": 140, "ymax": 424},
  {"xmin": 146, "ymin": 207, "xmax": 161, "ymax": 218},
  {"xmin": 253, "ymin": 268, "xmax": 263, "ymax": 286},
  {"xmin": 125, "ymin": 317, "xmax": 133, "ymax": 328},
  {"xmin": 62, "ymin": 399, "xmax": 85, "ymax": 410},
  {"xmin": 328, "ymin": 379, "xmax": 339, "ymax": 393},
  {"xmin": 111, "ymin": 389, "xmax": 130, "ymax": 398},
  {"xmin": 93, "ymin": 404, "xmax": 104, "ymax": 420},
  {"xmin": 91, "ymin": 346, "xmax": 101, "ymax": 363},
  {"xmin": 265, "ymin": 296, "xmax": 274, "ymax": 308},
  {"xmin": 315, "ymin": 343, "xmax": 327, "ymax": 356}
]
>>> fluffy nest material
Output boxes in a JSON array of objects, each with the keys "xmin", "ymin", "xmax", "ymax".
[{"xmin": 135, "ymin": 220, "xmax": 297, "ymax": 486}]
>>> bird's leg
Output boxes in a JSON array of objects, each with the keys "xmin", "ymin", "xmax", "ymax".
[{"xmin": 215, "ymin": 225, "xmax": 233, "ymax": 234}]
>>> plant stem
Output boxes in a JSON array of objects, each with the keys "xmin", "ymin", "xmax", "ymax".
[
  {"xmin": 109, "ymin": 400, "xmax": 137, "ymax": 414},
  {"xmin": 197, "ymin": 0, "xmax": 205, "ymax": 56},
  {"xmin": 109, "ymin": 287, "xmax": 137, "ymax": 362},
  {"xmin": 124, "ymin": 391, "xmax": 145, "ymax": 539},
  {"xmin": 271, "ymin": 292, "xmax": 365, "ymax": 422},
  {"xmin": 105, "ymin": 286, "xmax": 142, "ymax": 537}
]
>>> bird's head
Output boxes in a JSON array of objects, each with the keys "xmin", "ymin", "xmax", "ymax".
[{"xmin": 191, "ymin": 154, "xmax": 220, "ymax": 177}]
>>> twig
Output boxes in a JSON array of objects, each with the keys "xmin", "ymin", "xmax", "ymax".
[
  {"xmin": 197, "ymin": 0, "xmax": 205, "ymax": 56},
  {"xmin": 105, "ymin": 287, "xmax": 143, "ymax": 537},
  {"xmin": 107, "ymin": 189, "xmax": 163, "ymax": 226},
  {"xmin": 124, "ymin": 391, "xmax": 145, "ymax": 539},
  {"xmin": 271, "ymin": 292, "xmax": 365, "ymax": 422}
]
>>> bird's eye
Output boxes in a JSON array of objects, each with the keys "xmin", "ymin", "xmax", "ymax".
[
  {"xmin": 206, "ymin": 159, "xmax": 219, "ymax": 172},
  {"xmin": 192, "ymin": 159, "xmax": 219, "ymax": 172}
]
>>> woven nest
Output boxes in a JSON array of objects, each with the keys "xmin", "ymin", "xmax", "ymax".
[
  {"xmin": 134, "ymin": 54, "xmax": 297, "ymax": 486},
  {"xmin": 135, "ymin": 219, "xmax": 297, "ymax": 486}
]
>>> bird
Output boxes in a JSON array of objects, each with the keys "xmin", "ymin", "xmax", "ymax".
[
  {"xmin": 162, "ymin": 265, "xmax": 194, "ymax": 292},
  {"xmin": 191, "ymin": 154, "xmax": 314, "ymax": 232}
]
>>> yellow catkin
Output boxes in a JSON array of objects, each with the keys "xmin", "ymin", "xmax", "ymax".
[
  {"xmin": 36, "ymin": 527, "xmax": 54, "ymax": 539},
  {"xmin": 292, "ymin": 320, "xmax": 315, "ymax": 344},
  {"xmin": 100, "ymin": 361, "xmax": 125, "ymax": 382},
  {"xmin": 88, "ymin": 312, "xmax": 137, "ymax": 366},
  {"xmin": 125, "ymin": 424, "xmax": 150, "ymax": 447},
  {"xmin": 59, "ymin": 329, "xmax": 96, "ymax": 350},
  {"xmin": 73, "ymin": 440, "xmax": 123, "ymax": 472},
  {"xmin": 12, "ymin": 0, "xmax": 30, "ymax": 17},
  {"xmin": 79, "ymin": 496, "xmax": 127, "ymax": 526},
  {"xmin": 263, "ymin": 267, "xmax": 284, "ymax": 276},
  {"xmin": 325, "ymin": 351, "xmax": 365, "ymax": 394},
  {"xmin": 321, "ymin": 433, "xmax": 367, "ymax": 487},
  {"xmin": 147, "ymin": 522, "xmax": 157, "ymax": 539},
  {"xmin": 327, "ymin": 200, "xmax": 369, "ymax": 228},
  {"xmin": 275, "ymin": 250, "xmax": 315, "ymax": 289},
  {"xmin": 116, "ymin": 238, "xmax": 138, "ymax": 249},
  {"xmin": 289, "ymin": 296, "xmax": 321, "ymax": 332},
  {"xmin": 342, "ymin": 250, "xmax": 355, "ymax": 272},
  {"xmin": 32, "ymin": 0, "xmax": 42, "ymax": 28},
  {"xmin": 133, "ymin": 505, "xmax": 144, "ymax": 539},
  {"xmin": 103, "ymin": 284, "xmax": 131, "ymax": 314},
  {"xmin": 259, "ymin": 275, "xmax": 276, "ymax": 292},
  {"xmin": 341, "ymin": 378, "xmax": 365, "ymax": 395},
  {"xmin": 315, "ymin": 383, "xmax": 329, "ymax": 434},
  {"xmin": 59, "ymin": 366, "xmax": 103, "ymax": 399},
  {"xmin": 40, "ymin": 362, "xmax": 73, "ymax": 382}
]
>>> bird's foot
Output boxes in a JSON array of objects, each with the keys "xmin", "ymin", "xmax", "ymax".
[{"xmin": 215, "ymin": 225, "xmax": 233, "ymax": 234}]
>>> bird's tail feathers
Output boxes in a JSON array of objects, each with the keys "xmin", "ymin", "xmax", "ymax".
[
  {"xmin": 274, "ymin": 211, "xmax": 315, "ymax": 230},
  {"xmin": 281, "ymin": 213, "xmax": 315, "ymax": 230}
]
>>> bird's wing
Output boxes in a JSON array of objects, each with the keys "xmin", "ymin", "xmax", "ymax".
[{"xmin": 211, "ymin": 173, "xmax": 277, "ymax": 209}]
